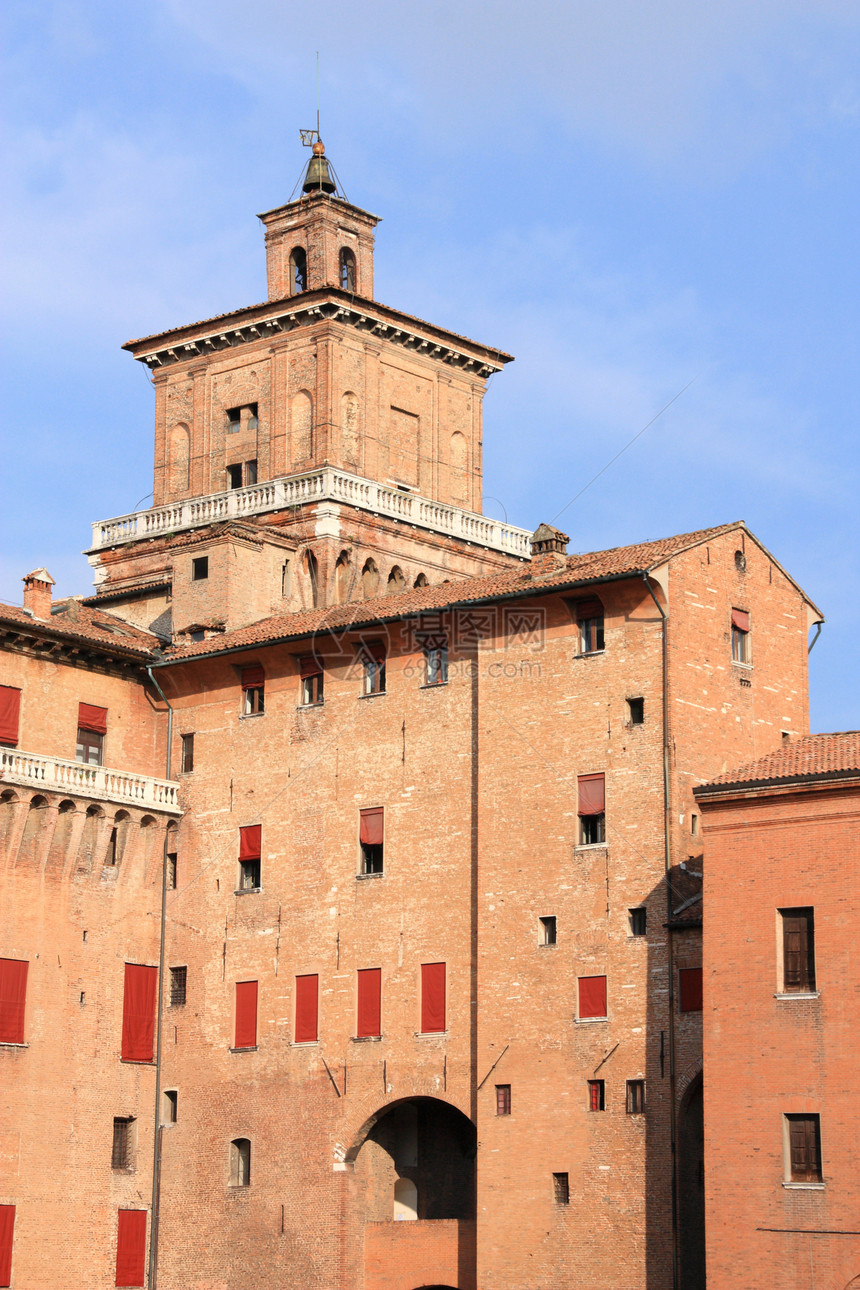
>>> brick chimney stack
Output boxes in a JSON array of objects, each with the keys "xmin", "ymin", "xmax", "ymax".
[{"xmin": 22, "ymin": 568, "xmax": 56, "ymax": 619}]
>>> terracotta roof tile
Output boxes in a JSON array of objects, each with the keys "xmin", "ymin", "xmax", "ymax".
[
  {"xmin": 0, "ymin": 601, "xmax": 160, "ymax": 659},
  {"xmin": 158, "ymin": 521, "xmax": 752, "ymax": 663},
  {"xmin": 698, "ymin": 732, "xmax": 860, "ymax": 792}
]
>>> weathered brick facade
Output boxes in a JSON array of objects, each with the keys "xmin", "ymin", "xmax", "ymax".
[{"xmin": 1, "ymin": 142, "xmax": 825, "ymax": 1289}]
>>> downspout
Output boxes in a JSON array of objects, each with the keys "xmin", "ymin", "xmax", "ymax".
[
  {"xmin": 145, "ymin": 666, "xmax": 173, "ymax": 1290},
  {"xmin": 642, "ymin": 573, "xmax": 680, "ymax": 1290},
  {"xmin": 808, "ymin": 621, "xmax": 823, "ymax": 654}
]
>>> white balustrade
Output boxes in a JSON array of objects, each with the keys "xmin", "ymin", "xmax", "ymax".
[
  {"xmin": 1, "ymin": 749, "xmax": 181, "ymax": 814},
  {"xmin": 91, "ymin": 468, "xmax": 532, "ymax": 559}
]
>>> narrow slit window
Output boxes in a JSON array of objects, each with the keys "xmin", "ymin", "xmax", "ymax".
[
  {"xmin": 244, "ymin": 459, "xmax": 257, "ymax": 486},
  {"xmin": 230, "ymin": 1138, "xmax": 251, "ymax": 1186},
  {"xmin": 588, "ymin": 1079, "xmax": 605, "ymax": 1112},
  {"xmin": 163, "ymin": 1090, "xmax": 178, "ymax": 1124},
  {"xmin": 361, "ymin": 642, "xmax": 386, "ymax": 696},
  {"xmin": 111, "ymin": 1117, "xmax": 134, "ymax": 1170},
  {"xmin": 166, "ymin": 852, "xmax": 177, "ymax": 890},
  {"xmin": 290, "ymin": 246, "xmax": 307, "ymax": 295},
  {"xmin": 181, "ymin": 732, "xmax": 194, "ymax": 773},
  {"xmin": 496, "ymin": 1084, "xmax": 511, "ymax": 1116},
  {"xmin": 106, "ymin": 827, "xmax": 118, "ymax": 866},
  {"xmin": 360, "ymin": 808, "xmax": 384, "ymax": 875},
  {"xmin": 539, "ymin": 916, "xmax": 557, "ymax": 946},
  {"xmin": 780, "ymin": 907, "xmax": 816, "ymax": 993},
  {"xmin": 627, "ymin": 1080, "xmax": 646, "ymax": 1114},
  {"xmin": 629, "ymin": 907, "xmax": 647, "ymax": 937},
  {"xmin": 339, "ymin": 246, "xmax": 356, "ymax": 292},
  {"xmin": 241, "ymin": 665, "xmax": 265, "ymax": 716},
  {"xmin": 578, "ymin": 773, "xmax": 606, "ymax": 845},
  {"xmin": 553, "ymin": 1173, "xmax": 570, "ymax": 1205},
  {"xmin": 169, "ymin": 966, "xmax": 187, "ymax": 1007},
  {"xmin": 238, "ymin": 825, "xmax": 261, "ymax": 890},
  {"xmin": 300, "ymin": 656, "xmax": 324, "ymax": 706},
  {"xmin": 731, "ymin": 608, "xmax": 750, "ymax": 663}
]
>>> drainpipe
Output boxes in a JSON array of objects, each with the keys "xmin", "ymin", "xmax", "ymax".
[
  {"xmin": 642, "ymin": 574, "xmax": 680, "ymax": 1290},
  {"xmin": 807, "ymin": 621, "xmax": 823, "ymax": 654},
  {"xmin": 145, "ymin": 666, "xmax": 173, "ymax": 1290}
]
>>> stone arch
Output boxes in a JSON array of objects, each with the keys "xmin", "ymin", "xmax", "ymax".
[
  {"xmin": 291, "ymin": 389, "xmax": 313, "ymax": 461},
  {"xmin": 339, "ymin": 246, "xmax": 357, "ymax": 292},
  {"xmin": 387, "ymin": 566, "xmax": 406, "ymax": 595},
  {"xmin": 289, "ymin": 246, "xmax": 307, "ymax": 295},
  {"xmin": 168, "ymin": 423, "xmax": 190, "ymax": 494},
  {"xmin": 362, "ymin": 559, "xmax": 380, "ymax": 600},
  {"xmin": 341, "ymin": 391, "xmax": 360, "ymax": 468},
  {"xmin": 336, "ymin": 550, "xmax": 353, "ymax": 604},
  {"xmin": 301, "ymin": 549, "xmax": 320, "ymax": 609},
  {"xmin": 414, "ymin": 573, "xmax": 429, "ymax": 589},
  {"xmin": 678, "ymin": 1072, "xmax": 704, "ymax": 1290},
  {"xmin": 449, "ymin": 431, "xmax": 468, "ymax": 506}
]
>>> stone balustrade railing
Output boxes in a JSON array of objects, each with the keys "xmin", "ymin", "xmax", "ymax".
[
  {"xmin": 1, "ymin": 749, "xmax": 182, "ymax": 814},
  {"xmin": 90, "ymin": 468, "xmax": 532, "ymax": 559}
]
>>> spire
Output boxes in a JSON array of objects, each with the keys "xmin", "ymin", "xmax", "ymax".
[{"xmin": 302, "ymin": 140, "xmax": 336, "ymax": 195}]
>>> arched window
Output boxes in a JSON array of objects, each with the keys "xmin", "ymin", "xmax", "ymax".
[
  {"xmin": 339, "ymin": 247, "xmax": 356, "ymax": 292},
  {"xmin": 230, "ymin": 1138, "xmax": 251, "ymax": 1187},
  {"xmin": 387, "ymin": 567, "xmax": 405, "ymax": 594},
  {"xmin": 413, "ymin": 572, "xmax": 429, "ymax": 589},
  {"xmin": 289, "ymin": 247, "xmax": 307, "ymax": 295},
  {"xmin": 303, "ymin": 550, "xmax": 320, "ymax": 609},
  {"xmin": 336, "ymin": 551, "xmax": 352, "ymax": 604},
  {"xmin": 362, "ymin": 559, "xmax": 379, "ymax": 600}
]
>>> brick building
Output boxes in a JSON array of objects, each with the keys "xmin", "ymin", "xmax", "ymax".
[
  {"xmin": 695, "ymin": 732, "xmax": 860, "ymax": 1290},
  {"xmin": 0, "ymin": 141, "xmax": 824, "ymax": 1289}
]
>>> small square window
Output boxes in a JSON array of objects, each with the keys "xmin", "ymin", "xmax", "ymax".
[
  {"xmin": 629, "ymin": 908, "xmax": 647, "ymax": 937},
  {"xmin": 626, "ymin": 1080, "xmax": 646, "ymax": 1115},
  {"xmin": 243, "ymin": 686, "xmax": 264, "ymax": 716},
  {"xmin": 627, "ymin": 697, "xmax": 644, "ymax": 725},
  {"xmin": 553, "ymin": 1172, "xmax": 570, "ymax": 1205},
  {"xmin": 112, "ymin": 1117, "xmax": 134, "ymax": 1170},
  {"xmin": 239, "ymin": 858, "xmax": 261, "ymax": 890},
  {"xmin": 539, "ymin": 916, "xmax": 557, "ymax": 946},
  {"xmin": 588, "ymin": 1079, "xmax": 605, "ymax": 1112},
  {"xmin": 580, "ymin": 814, "xmax": 605, "ymax": 845},
  {"xmin": 785, "ymin": 1113, "xmax": 822, "ymax": 1183},
  {"xmin": 169, "ymin": 966, "xmax": 187, "ymax": 1007},
  {"xmin": 181, "ymin": 733, "xmax": 194, "ymax": 773},
  {"xmin": 192, "ymin": 557, "xmax": 209, "ymax": 582},
  {"xmin": 76, "ymin": 727, "xmax": 104, "ymax": 766},
  {"xmin": 162, "ymin": 1090, "xmax": 178, "ymax": 1124},
  {"xmin": 166, "ymin": 852, "xmax": 177, "ymax": 890},
  {"xmin": 496, "ymin": 1084, "xmax": 511, "ymax": 1116}
]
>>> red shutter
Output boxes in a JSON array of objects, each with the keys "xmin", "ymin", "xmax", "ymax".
[
  {"xmin": 679, "ymin": 967, "xmax": 703, "ymax": 1012},
  {"xmin": 359, "ymin": 808, "xmax": 384, "ymax": 847},
  {"xmin": 578, "ymin": 975, "xmax": 607, "ymax": 1019},
  {"xmin": 0, "ymin": 687, "xmax": 20, "ymax": 746},
  {"xmin": 731, "ymin": 608, "xmax": 750, "ymax": 631},
  {"xmin": 234, "ymin": 981, "xmax": 258, "ymax": 1048},
  {"xmin": 300, "ymin": 656, "xmax": 322, "ymax": 678},
  {"xmin": 0, "ymin": 1205, "xmax": 14, "ymax": 1288},
  {"xmin": 421, "ymin": 962, "xmax": 446, "ymax": 1033},
  {"xmin": 577, "ymin": 774, "xmax": 605, "ymax": 816},
  {"xmin": 121, "ymin": 964, "xmax": 157, "ymax": 1062},
  {"xmin": 115, "ymin": 1208, "xmax": 147, "ymax": 1287},
  {"xmin": 295, "ymin": 974, "xmax": 318, "ymax": 1043},
  {"xmin": 241, "ymin": 665, "xmax": 265, "ymax": 688},
  {"xmin": 357, "ymin": 968, "xmax": 382, "ymax": 1038},
  {"xmin": 239, "ymin": 825, "xmax": 261, "ymax": 860},
  {"xmin": 78, "ymin": 702, "xmax": 108, "ymax": 734},
  {"xmin": 0, "ymin": 959, "xmax": 28, "ymax": 1045}
]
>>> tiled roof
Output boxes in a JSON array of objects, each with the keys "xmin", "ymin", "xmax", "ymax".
[
  {"xmin": 698, "ymin": 732, "xmax": 860, "ymax": 793},
  {"xmin": 159, "ymin": 521, "xmax": 754, "ymax": 663},
  {"xmin": 0, "ymin": 601, "xmax": 161, "ymax": 659}
]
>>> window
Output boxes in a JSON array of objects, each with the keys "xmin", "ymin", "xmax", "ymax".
[
  {"xmin": 234, "ymin": 980, "xmax": 258, "ymax": 1049},
  {"xmin": 785, "ymin": 1114, "xmax": 822, "ymax": 1183},
  {"xmin": 361, "ymin": 642, "xmax": 386, "ymax": 695},
  {"xmin": 166, "ymin": 851, "xmax": 177, "ymax": 890},
  {"xmin": 575, "ymin": 598, "xmax": 604, "ymax": 654},
  {"xmin": 731, "ymin": 608, "xmax": 750, "ymax": 663},
  {"xmin": 780, "ymin": 907, "xmax": 816, "ymax": 993},
  {"xmin": 578, "ymin": 773, "xmax": 605, "ymax": 845},
  {"xmin": 115, "ymin": 1209, "xmax": 147, "ymax": 1287},
  {"xmin": 290, "ymin": 246, "xmax": 307, "ymax": 294},
  {"xmin": 230, "ymin": 1138, "xmax": 251, "ymax": 1187},
  {"xmin": 226, "ymin": 403, "xmax": 257, "ymax": 434},
  {"xmin": 244, "ymin": 459, "xmax": 258, "ymax": 485},
  {"xmin": 192, "ymin": 557, "xmax": 208, "ymax": 581},
  {"xmin": 112, "ymin": 1117, "xmax": 134, "ymax": 1170},
  {"xmin": 578, "ymin": 975, "xmax": 607, "ymax": 1020},
  {"xmin": 241, "ymin": 665, "xmax": 265, "ymax": 715},
  {"xmin": 121, "ymin": 963, "xmax": 157, "ymax": 1062},
  {"xmin": 496, "ymin": 1084, "xmax": 511, "ymax": 1116},
  {"xmin": 423, "ymin": 638, "xmax": 448, "ymax": 686},
  {"xmin": 181, "ymin": 733, "xmax": 194, "ymax": 773},
  {"xmin": 691, "ymin": 813, "xmax": 699, "ymax": 837},
  {"xmin": 0, "ymin": 1205, "xmax": 15, "ymax": 1289},
  {"xmin": 627, "ymin": 697, "xmax": 644, "ymax": 725},
  {"xmin": 553, "ymin": 1173, "xmax": 570, "ymax": 1205},
  {"xmin": 339, "ymin": 246, "xmax": 356, "ymax": 291},
  {"xmin": 360, "ymin": 807, "xmax": 384, "ymax": 875},
  {"xmin": 300, "ymin": 656, "xmax": 324, "ymax": 705},
  {"xmin": 0, "ymin": 962, "xmax": 27, "ymax": 1043},
  {"xmin": 588, "ymin": 1079, "xmax": 605, "ymax": 1111},
  {"xmin": 162, "ymin": 1090, "xmax": 178, "ymax": 1124},
  {"xmin": 169, "ymin": 966, "xmax": 187, "ymax": 1007},
  {"xmin": 295, "ymin": 974, "xmax": 319, "ymax": 1043},
  {"xmin": 77, "ymin": 702, "xmax": 107, "ymax": 765},
  {"xmin": 227, "ymin": 463, "xmax": 243, "ymax": 490},
  {"xmin": 238, "ymin": 824, "xmax": 261, "ymax": 890},
  {"xmin": 539, "ymin": 915, "xmax": 557, "ymax": 946},
  {"xmin": 626, "ymin": 1080, "xmax": 646, "ymax": 1114},
  {"xmin": 679, "ymin": 967, "xmax": 703, "ymax": 1012},
  {"xmin": 0, "ymin": 685, "xmax": 20, "ymax": 747},
  {"xmin": 629, "ymin": 907, "xmax": 647, "ymax": 937},
  {"xmin": 420, "ymin": 962, "xmax": 446, "ymax": 1033},
  {"xmin": 356, "ymin": 967, "xmax": 382, "ymax": 1039},
  {"xmin": 227, "ymin": 407, "xmax": 241, "ymax": 434}
]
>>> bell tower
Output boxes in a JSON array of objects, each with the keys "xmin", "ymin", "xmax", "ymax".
[{"xmin": 259, "ymin": 140, "xmax": 379, "ymax": 301}]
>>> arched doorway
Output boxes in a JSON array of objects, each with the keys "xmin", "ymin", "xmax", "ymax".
[{"xmin": 678, "ymin": 1073, "xmax": 705, "ymax": 1290}]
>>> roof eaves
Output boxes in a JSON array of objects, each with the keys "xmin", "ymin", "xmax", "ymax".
[{"xmin": 695, "ymin": 767, "xmax": 860, "ymax": 798}]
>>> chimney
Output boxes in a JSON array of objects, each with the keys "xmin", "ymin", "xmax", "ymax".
[
  {"xmin": 22, "ymin": 568, "xmax": 56, "ymax": 619},
  {"xmin": 530, "ymin": 523, "xmax": 570, "ymax": 559}
]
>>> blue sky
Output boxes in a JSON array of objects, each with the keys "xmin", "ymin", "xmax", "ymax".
[{"xmin": 2, "ymin": 1, "xmax": 858, "ymax": 731}]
